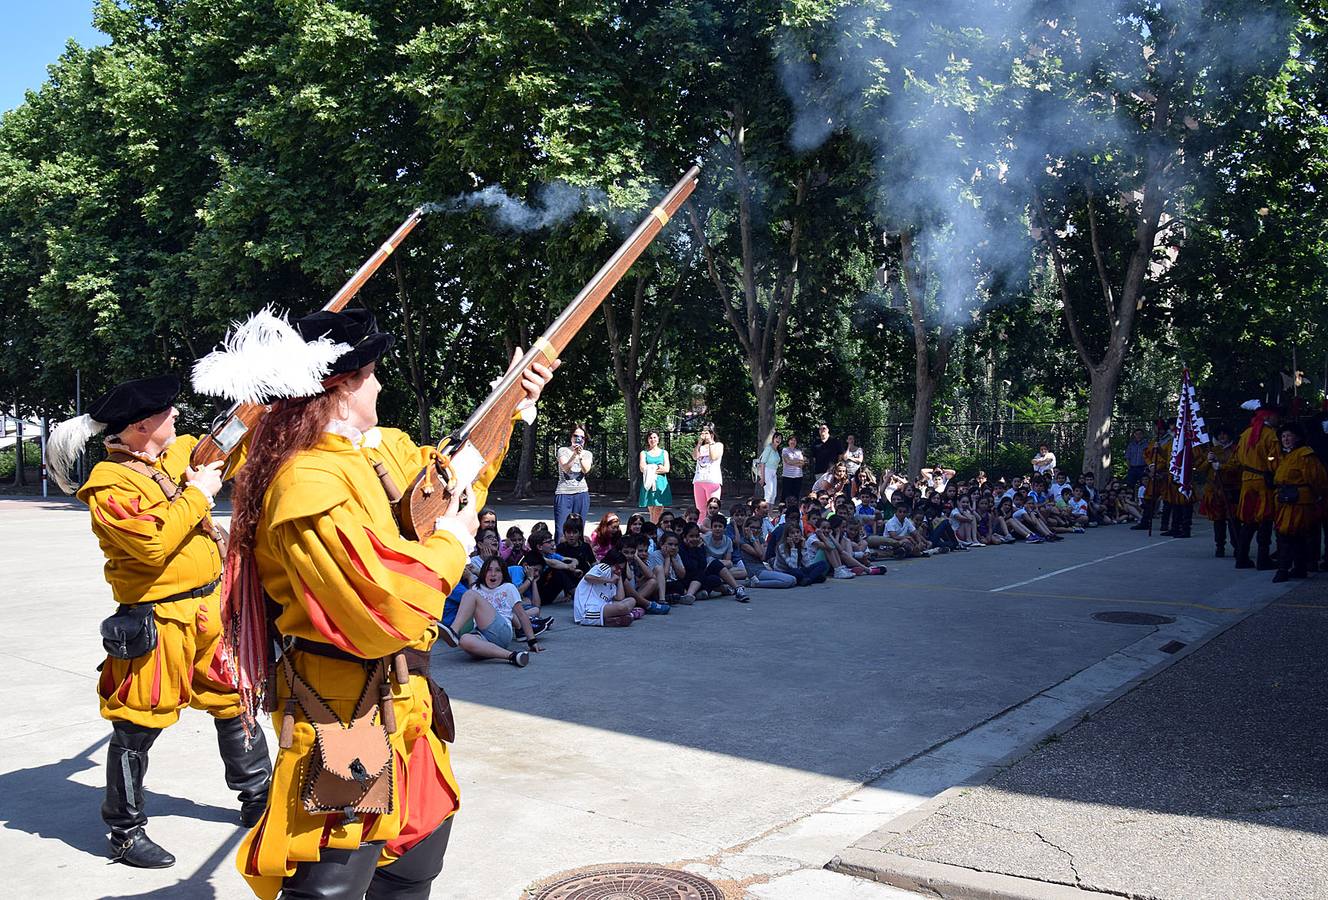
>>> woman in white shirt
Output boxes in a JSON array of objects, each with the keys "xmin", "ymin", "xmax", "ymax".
[
  {"xmin": 843, "ymin": 434, "xmax": 864, "ymax": 495},
  {"xmin": 759, "ymin": 433, "xmax": 782, "ymax": 507},
  {"xmin": 692, "ymin": 423, "xmax": 725, "ymax": 511},
  {"xmin": 780, "ymin": 434, "xmax": 806, "ymax": 501},
  {"xmin": 554, "ymin": 423, "xmax": 593, "ymax": 537}
]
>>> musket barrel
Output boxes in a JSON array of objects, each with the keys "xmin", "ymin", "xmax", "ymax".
[{"xmin": 452, "ymin": 166, "xmax": 700, "ymax": 448}]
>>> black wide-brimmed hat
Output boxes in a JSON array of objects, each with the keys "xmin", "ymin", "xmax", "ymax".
[
  {"xmin": 295, "ymin": 308, "xmax": 395, "ymax": 375},
  {"xmin": 87, "ymin": 374, "xmax": 181, "ymax": 434}
]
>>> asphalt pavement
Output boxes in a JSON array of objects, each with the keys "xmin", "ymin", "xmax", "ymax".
[
  {"xmin": 0, "ymin": 495, "xmax": 1300, "ymax": 899},
  {"xmin": 837, "ymin": 575, "xmax": 1328, "ymax": 900}
]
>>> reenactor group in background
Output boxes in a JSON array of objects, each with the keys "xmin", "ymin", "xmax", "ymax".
[{"xmin": 1133, "ymin": 398, "xmax": 1328, "ymax": 583}]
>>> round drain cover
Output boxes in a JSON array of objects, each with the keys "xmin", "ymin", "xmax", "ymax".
[
  {"xmin": 529, "ymin": 863, "xmax": 723, "ymax": 900},
  {"xmin": 1092, "ymin": 611, "xmax": 1175, "ymax": 626}
]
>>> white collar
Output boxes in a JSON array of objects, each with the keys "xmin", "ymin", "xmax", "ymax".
[{"xmin": 326, "ymin": 421, "xmax": 383, "ymax": 450}]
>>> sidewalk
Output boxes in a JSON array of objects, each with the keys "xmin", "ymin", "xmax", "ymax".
[{"xmin": 835, "ymin": 579, "xmax": 1328, "ymax": 900}]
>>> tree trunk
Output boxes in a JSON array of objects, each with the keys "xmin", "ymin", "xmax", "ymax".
[
  {"xmin": 12, "ymin": 414, "xmax": 24, "ymax": 486},
  {"xmin": 513, "ymin": 419, "xmax": 536, "ymax": 499},
  {"xmin": 909, "ymin": 370, "xmax": 937, "ymax": 478},
  {"xmin": 1083, "ymin": 363, "xmax": 1123, "ymax": 480},
  {"xmin": 755, "ymin": 374, "xmax": 777, "ymax": 457},
  {"xmin": 624, "ymin": 390, "xmax": 642, "ymax": 503}
]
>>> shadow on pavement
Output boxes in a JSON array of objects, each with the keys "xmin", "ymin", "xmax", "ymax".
[{"xmin": 0, "ymin": 734, "xmax": 239, "ymax": 857}]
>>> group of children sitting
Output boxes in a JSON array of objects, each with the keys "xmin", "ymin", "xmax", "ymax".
[{"xmin": 437, "ymin": 467, "xmax": 1142, "ymax": 667}]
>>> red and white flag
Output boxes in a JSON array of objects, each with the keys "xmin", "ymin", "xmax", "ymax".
[{"xmin": 1170, "ymin": 368, "xmax": 1209, "ymax": 498}]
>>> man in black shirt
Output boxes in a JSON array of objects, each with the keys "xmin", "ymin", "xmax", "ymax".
[{"xmin": 811, "ymin": 423, "xmax": 845, "ymax": 477}]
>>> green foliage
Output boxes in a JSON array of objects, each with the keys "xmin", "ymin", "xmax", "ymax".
[{"xmin": 0, "ymin": 0, "xmax": 1321, "ymax": 476}]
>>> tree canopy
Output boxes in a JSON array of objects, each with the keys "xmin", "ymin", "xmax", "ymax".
[{"xmin": 3, "ymin": 0, "xmax": 1326, "ymax": 487}]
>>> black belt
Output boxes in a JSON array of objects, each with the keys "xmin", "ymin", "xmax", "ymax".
[
  {"xmin": 288, "ymin": 637, "xmax": 430, "ymax": 674},
  {"xmin": 122, "ymin": 576, "xmax": 221, "ymax": 606}
]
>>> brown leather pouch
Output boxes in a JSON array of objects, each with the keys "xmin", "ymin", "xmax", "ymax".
[
  {"xmin": 282, "ymin": 656, "xmax": 394, "ymax": 819},
  {"xmin": 400, "ymin": 648, "xmax": 455, "ymax": 743}
]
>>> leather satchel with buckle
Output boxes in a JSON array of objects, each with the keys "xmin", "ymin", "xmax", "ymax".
[{"xmin": 280, "ymin": 655, "xmax": 394, "ymax": 821}]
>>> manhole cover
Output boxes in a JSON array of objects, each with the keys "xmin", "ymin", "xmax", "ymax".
[
  {"xmin": 1092, "ymin": 611, "xmax": 1176, "ymax": 626},
  {"xmin": 530, "ymin": 864, "xmax": 723, "ymax": 900}
]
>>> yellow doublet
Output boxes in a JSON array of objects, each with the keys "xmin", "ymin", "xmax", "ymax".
[
  {"xmin": 1273, "ymin": 446, "xmax": 1328, "ymax": 535},
  {"xmin": 77, "ymin": 434, "xmax": 241, "ymax": 727},
  {"xmin": 1236, "ymin": 426, "xmax": 1281, "ymax": 524},
  {"xmin": 238, "ymin": 428, "xmax": 470, "ymax": 898}
]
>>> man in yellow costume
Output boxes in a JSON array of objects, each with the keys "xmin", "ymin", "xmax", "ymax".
[
  {"xmin": 1196, "ymin": 424, "xmax": 1241, "ymax": 558},
  {"xmin": 46, "ymin": 375, "xmax": 272, "ymax": 869},
  {"xmin": 1270, "ymin": 422, "xmax": 1328, "ymax": 583},
  {"xmin": 1233, "ymin": 400, "xmax": 1281, "ymax": 570},
  {"xmin": 192, "ymin": 308, "xmax": 554, "ymax": 899}
]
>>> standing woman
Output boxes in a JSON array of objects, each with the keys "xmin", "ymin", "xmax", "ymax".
[
  {"xmin": 555, "ymin": 424, "xmax": 593, "ymax": 538},
  {"xmin": 843, "ymin": 435, "xmax": 864, "ymax": 497},
  {"xmin": 692, "ymin": 423, "xmax": 725, "ymax": 511},
  {"xmin": 759, "ymin": 433, "xmax": 782, "ymax": 507},
  {"xmin": 639, "ymin": 430, "xmax": 672, "ymax": 523},
  {"xmin": 780, "ymin": 434, "xmax": 806, "ymax": 501},
  {"xmin": 195, "ymin": 308, "xmax": 553, "ymax": 900}
]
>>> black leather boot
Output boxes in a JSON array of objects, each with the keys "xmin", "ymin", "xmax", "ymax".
[
  {"xmin": 282, "ymin": 840, "xmax": 384, "ymax": 899},
  {"xmin": 1234, "ymin": 521, "xmax": 1255, "ymax": 568},
  {"xmin": 103, "ymin": 722, "xmax": 174, "ymax": 868},
  {"xmin": 214, "ymin": 715, "xmax": 273, "ymax": 828},
  {"xmin": 1256, "ymin": 520, "xmax": 1276, "ymax": 570},
  {"xmin": 1213, "ymin": 518, "xmax": 1227, "ymax": 557},
  {"xmin": 1130, "ymin": 500, "xmax": 1154, "ymax": 530},
  {"xmin": 367, "ymin": 817, "xmax": 454, "ymax": 900},
  {"xmin": 1160, "ymin": 502, "xmax": 1173, "ymax": 534},
  {"xmin": 1178, "ymin": 505, "xmax": 1193, "ymax": 538}
]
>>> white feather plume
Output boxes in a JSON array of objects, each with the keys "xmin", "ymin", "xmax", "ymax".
[
  {"xmin": 192, "ymin": 307, "xmax": 350, "ymax": 404},
  {"xmin": 1240, "ymin": 399, "xmax": 1261, "ymax": 411},
  {"xmin": 47, "ymin": 414, "xmax": 106, "ymax": 494}
]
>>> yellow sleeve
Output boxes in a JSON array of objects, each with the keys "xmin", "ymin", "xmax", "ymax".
[
  {"xmin": 85, "ymin": 480, "xmax": 212, "ymax": 568},
  {"xmin": 269, "ymin": 469, "xmax": 469, "ymax": 658}
]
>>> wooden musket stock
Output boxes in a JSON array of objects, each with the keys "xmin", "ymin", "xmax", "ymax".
[
  {"xmin": 398, "ymin": 165, "xmax": 702, "ymax": 540},
  {"xmin": 190, "ymin": 210, "xmax": 429, "ymax": 467}
]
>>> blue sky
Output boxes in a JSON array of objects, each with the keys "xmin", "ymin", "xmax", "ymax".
[{"xmin": 3, "ymin": 1, "xmax": 105, "ymax": 112}]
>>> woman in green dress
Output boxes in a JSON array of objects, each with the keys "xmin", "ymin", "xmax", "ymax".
[{"xmin": 639, "ymin": 430, "xmax": 673, "ymax": 523}]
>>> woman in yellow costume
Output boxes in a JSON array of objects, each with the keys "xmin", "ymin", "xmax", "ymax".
[
  {"xmin": 1270, "ymin": 422, "xmax": 1328, "ymax": 583},
  {"xmin": 193, "ymin": 307, "xmax": 553, "ymax": 899},
  {"xmin": 46, "ymin": 375, "xmax": 272, "ymax": 869}
]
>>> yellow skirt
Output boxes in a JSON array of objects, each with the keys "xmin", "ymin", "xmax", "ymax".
[
  {"xmin": 236, "ymin": 652, "xmax": 460, "ymax": 900},
  {"xmin": 96, "ymin": 587, "xmax": 243, "ymax": 728}
]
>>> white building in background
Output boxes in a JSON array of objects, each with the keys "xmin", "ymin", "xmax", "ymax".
[{"xmin": 0, "ymin": 411, "xmax": 42, "ymax": 450}]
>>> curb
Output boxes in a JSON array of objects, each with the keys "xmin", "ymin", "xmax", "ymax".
[
  {"xmin": 825, "ymin": 580, "xmax": 1294, "ymax": 900},
  {"xmin": 830, "ymin": 850, "xmax": 1109, "ymax": 900}
]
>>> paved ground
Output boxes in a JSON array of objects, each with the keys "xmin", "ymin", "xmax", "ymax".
[
  {"xmin": 0, "ymin": 495, "xmax": 1295, "ymax": 898},
  {"xmin": 837, "ymin": 578, "xmax": 1328, "ymax": 900}
]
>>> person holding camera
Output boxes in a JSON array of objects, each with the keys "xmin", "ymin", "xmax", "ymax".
[
  {"xmin": 555, "ymin": 424, "xmax": 593, "ymax": 537},
  {"xmin": 692, "ymin": 422, "xmax": 725, "ymax": 512}
]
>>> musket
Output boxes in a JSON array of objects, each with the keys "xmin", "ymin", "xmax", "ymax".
[
  {"xmin": 397, "ymin": 165, "xmax": 702, "ymax": 540},
  {"xmin": 189, "ymin": 210, "xmax": 430, "ymax": 467}
]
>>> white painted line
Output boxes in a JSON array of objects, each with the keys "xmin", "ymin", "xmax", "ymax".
[{"xmin": 989, "ymin": 539, "xmax": 1177, "ymax": 592}]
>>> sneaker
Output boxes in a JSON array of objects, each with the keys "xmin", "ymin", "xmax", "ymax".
[
  {"xmin": 832, "ymin": 566, "xmax": 855, "ymax": 579},
  {"xmin": 438, "ymin": 622, "xmax": 460, "ymax": 648},
  {"xmin": 1072, "ymin": 527, "xmax": 1086, "ymax": 534},
  {"xmin": 922, "ymin": 547, "xmax": 940, "ymax": 556},
  {"xmin": 734, "ymin": 588, "xmax": 751, "ymax": 603},
  {"xmin": 629, "ymin": 607, "xmax": 645, "ymax": 619},
  {"xmin": 673, "ymin": 593, "xmax": 696, "ymax": 605},
  {"xmin": 645, "ymin": 602, "xmax": 671, "ymax": 615},
  {"xmin": 522, "ymin": 618, "xmax": 551, "ymax": 640},
  {"xmin": 1026, "ymin": 534, "xmax": 1043, "ymax": 543},
  {"xmin": 868, "ymin": 565, "xmax": 887, "ymax": 575}
]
